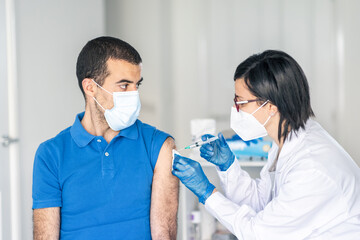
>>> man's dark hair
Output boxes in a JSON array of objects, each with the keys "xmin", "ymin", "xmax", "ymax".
[
  {"xmin": 76, "ymin": 36, "xmax": 142, "ymax": 97},
  {"xmin": 234, "ymin": 50, "xmax": 314, "ymax": 143}
]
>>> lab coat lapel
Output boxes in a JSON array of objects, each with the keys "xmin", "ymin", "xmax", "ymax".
[{"xmin": 276, "ymin": 121, "xmax": 309, "ymax": 173}]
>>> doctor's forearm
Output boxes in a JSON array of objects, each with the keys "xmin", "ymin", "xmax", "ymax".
[{"xmin": 218, "ymin": 159, "xmax": 266, "ymax": 211}]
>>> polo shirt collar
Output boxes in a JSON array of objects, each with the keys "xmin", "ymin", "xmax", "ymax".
[
  {"xmin": 117, "ymin": 120, "xmax": 139, "ymax": 140},
  {"xmin": 70, "ymin": 112, "xmax": 95, "ymax": 147},
  {"xmin": 70, "ymin": 112, "xmax": 139, "ymax": 147}
]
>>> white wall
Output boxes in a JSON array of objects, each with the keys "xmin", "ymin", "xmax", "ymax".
[
  {"xmin": 335, "ymin": 0, "xmax": 360, "ymax": 162},
  {"xmin": 105, "ymin": 0, "xmax": 360, "ymax": 166},
  {"xmin": 106, "ymin": 0, "xmax": 175, "ymax": 134},
  {"xmin": 15, "ymin": 0, "xmax": 105, "ymax": 238}
]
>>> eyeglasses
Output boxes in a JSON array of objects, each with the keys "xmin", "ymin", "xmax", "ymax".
[{"xmin": 233, "ymin": 95, "xmax": 262, "ymax": 112}]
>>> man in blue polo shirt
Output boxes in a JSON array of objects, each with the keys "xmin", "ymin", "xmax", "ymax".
[{"xmin": 32, "ymin": 36, "xmax": 179, "ymax": 239}]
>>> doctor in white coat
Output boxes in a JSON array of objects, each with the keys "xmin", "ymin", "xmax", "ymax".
[{"xmin": 172, "ymin": 50, "xmax": 360, "ymax": 239}]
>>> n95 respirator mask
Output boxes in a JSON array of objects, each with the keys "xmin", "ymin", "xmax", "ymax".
[{"xmin": 230, "ymin": 100, "xmax": 271, "ymax": 141}]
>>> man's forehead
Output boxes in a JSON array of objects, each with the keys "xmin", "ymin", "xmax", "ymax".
[
  {"xmin": 100, "ymin": 59, "xmax": 141, "ymax": 86},
  {"xmin": 106, "ymin": 59, "xmax": 141, "ymax": 75},
  {"xmin": 106, "ymin": 58, "xmax": 141, "ymax": 69}
]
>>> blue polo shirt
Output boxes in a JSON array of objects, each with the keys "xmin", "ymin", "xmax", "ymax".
[{"xmin": 32, "ymin": 112, "xmax": 172, "ymax": 239}]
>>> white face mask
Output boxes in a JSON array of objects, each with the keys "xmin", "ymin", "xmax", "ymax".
[
  {"xmin": 230, "ymin": 100, "xmax": 271, "ymax": 141},
  {"xmin": 92, "ymin": 80, "xmax": 141, "ymax": 131}
]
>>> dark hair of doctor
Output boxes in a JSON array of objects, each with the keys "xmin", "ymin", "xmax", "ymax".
[{"xmin": 234, "ymin": 50, "xmax": 315, "ymax": 143}]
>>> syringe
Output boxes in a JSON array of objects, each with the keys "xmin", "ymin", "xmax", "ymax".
[{"xmin": 183, "ymin": 136, "xmax": 219, "ymax": 150}]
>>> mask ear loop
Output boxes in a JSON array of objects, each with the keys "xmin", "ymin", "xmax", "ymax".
[
  {"xmin": 251, "ymin": 100, "xmax": 270, "ymax": 115},
  {"xmin": 249, "ymin": 100, "xmax": 272, "ymax": 126},
  {"xmin": 262, "ymin": 109, "xmax": 277, "ymax": 127},
  {"xmin": 92, "ymin": 79, "xmax": 113, "ymax": 95},
  {"xmin": 262, "ymin": 115, "xmax": 272, "ymax": 127},
  {"xmin": 90, "ymin": 79, "xmax": 112, "ymax": 111},
  {"xmin": 93, "ymin": 97, "xmax": 106, "ymax": 111}
]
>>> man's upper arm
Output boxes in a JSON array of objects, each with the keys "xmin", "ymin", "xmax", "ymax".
[
  {"xmin": 150, "ymin": 137, "xmax": 179, "ymax": 239},
  {"xmin": 33, "ymin": 207, "xmax": 60, "ymax": 240},
  {"xmin": 33, "ymin": 143, "xmax": 62, "ymax": 209},
  {"xmin": 33, "ymin": 143, "xmax": 62, "ymax": 239}
]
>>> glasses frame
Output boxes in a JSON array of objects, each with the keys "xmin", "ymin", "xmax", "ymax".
[{"xmin": 233, "ymin": 95, "xmax": 262, "ymax": 112}]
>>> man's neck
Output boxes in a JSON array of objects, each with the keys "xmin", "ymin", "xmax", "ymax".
[{"xmin": 81, "ymin": 106, "xmax": 119, "ymax": 143}]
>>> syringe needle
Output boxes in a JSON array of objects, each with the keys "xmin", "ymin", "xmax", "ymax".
[{"xmin": 183, "ymin": 136, "xmax": 219, "ymax": 150}]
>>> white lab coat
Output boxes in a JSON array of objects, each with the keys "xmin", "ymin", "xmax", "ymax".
[{"xmin": 205, "ymin": 119, "xmax": 360, "ymax": 240}]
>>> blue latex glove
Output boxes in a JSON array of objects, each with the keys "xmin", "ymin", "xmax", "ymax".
[
  {"xmin": 172, "ymin": 154, "xmax": 215, "ymax": 204},
  {"xmin": 200, "ymin": 132, "xmax": 235, "ymax": 171}
]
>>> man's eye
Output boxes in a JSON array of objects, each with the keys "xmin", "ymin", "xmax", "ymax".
[
  {"xmin": 136, "ymin": 82, "xmax": 142, "ymax": 89},
  {"xmin": 119, "ymin": 84, "xmax": 128, "ymax": 89}
]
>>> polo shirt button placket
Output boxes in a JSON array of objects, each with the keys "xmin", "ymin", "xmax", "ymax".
[{"xmin": 102, "ymin": 149, "xmax": 115, "ymax": 178}]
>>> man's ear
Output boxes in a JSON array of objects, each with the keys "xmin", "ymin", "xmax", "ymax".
[{"xmin": 82, "ymin": 78, "xmax": 96, "ymax": 97}]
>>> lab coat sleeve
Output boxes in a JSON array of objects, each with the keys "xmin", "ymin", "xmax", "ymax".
[
  {"xmin": 216, "ymin": 159, "xmax": 271, "ymax": 212},
  {"xmin": 205, "ymin": 168, "xmax": 345, "ymax": 240}
]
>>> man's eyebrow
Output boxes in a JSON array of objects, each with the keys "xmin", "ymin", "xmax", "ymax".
[
  {"xmin": 115, "ymin": 77, "xmax": 143, "ymax": 84},
  {"xmin": 115, "ymin": 79, "xmax": 133, "ymax": 84},
  {"xmin": 137, "ymin": 77, "xmax": 144, "ymax": 84}
]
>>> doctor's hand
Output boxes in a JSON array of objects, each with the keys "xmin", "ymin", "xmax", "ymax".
[
  {"xmin": 172, "ymin": 154, "xmax": 215, "ymax": 204},
  {"xmin": 200, "ymin": 133, "xmax": 235, "ymax": 171}
]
